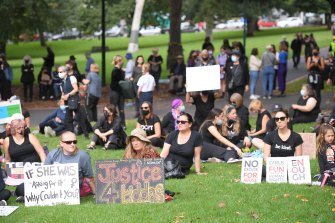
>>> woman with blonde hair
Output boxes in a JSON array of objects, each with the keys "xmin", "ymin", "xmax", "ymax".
[
  {"xmin": 110, "ymin": 55, "xmax": 125, "ymax": 128},
  {"xmin": 123, "ymin": 128, "xmax": 160, "ymax": 159},
  {"xmin": 83, "ymin": 63, "xmax": 102, "ymax": 122},
  {"xmin": 229, "ymin": 93, "xmax": 251, "ymax": 131},
  {"xmin": 137, "ymin": 62, "xmax": 155, "ymax": 104}
]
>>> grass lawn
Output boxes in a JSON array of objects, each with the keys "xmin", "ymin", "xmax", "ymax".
[
  {"xmin": 5, "ymin": 118, "xmax": 335, "ymax": 223},
  {"xmin": 6, "ymin": 26, "xmax": 333, "ymax": 85}
]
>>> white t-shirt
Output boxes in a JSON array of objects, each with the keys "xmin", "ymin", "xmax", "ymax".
[
  {"xmin": 69, "ymin": 75, "xmax": 77, "ymax": 84},
  {"xmin": 137, "ymin": 73, "xmax": 155, "ymax": 92}
]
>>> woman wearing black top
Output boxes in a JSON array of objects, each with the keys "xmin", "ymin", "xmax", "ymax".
[
  {"xmin": 87, "ymin": 104, "xmax": 126, "ymax": 150},
  {"xmin": 248, "ymin": 99, "xmax": 271, "ymax": 149},
  {"xmin": 162, "ymin": 98, "xmax": 185, "ymax": 135},
  {"xmin": 136, "ymin": 101, "xmax": 164, "ymax": 148},
  {"xmin": 161, "ymin": 113, "xmax": 206, "ymax": 175},
  {"xmin": 110, "ymin": 55, "xmax": 125, "ymax": 128},
  {"xmin": 21, "ymin": 55, "xmax": 35, "ymax": 102},
  {"xmin": 229, "ymin": 93, "xmax": 251, "ymax": 131},
  {"xmin": 199, "ymin": 108, "xmax": 244, "ymax": 162},
  {"xmin": 306, "ymin": 47, "xmax": 324, "ymax": 102}
]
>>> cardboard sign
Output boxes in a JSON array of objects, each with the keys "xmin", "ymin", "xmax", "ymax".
[
  {"xmin": 5, "ymin": 162, "xmax": 41, "ymax": 186},
  {"xmin": 95, "ymin": 159, "xmax": 165, "ymax": 204},
  {"xmin": 186, "ymin": 65, "xmax": 220, "ymax": 92},
  {"xmin": 0, "ymin": 100, "xmax": 22, "ymax": 124},
  {"xmin": 240, "ymin": 158, "xmax": 262, "ymax": 184},
  {"xmin": 287, "ymin": 156, "xmax": 311, "ymax": 184},
  {"xmin": 0, "ymin": 206, "xmax": 19, "ymax": 216},
  {"xmin": 24, "ymin": 164, "xmax": 80, "ymax": 207},
  {"xmin": 299, "ymin": 133, "xmax": 316, "ymax": 159},
  {"xmin": 266, "ymin": 157, "xmax": 288, "ymax": 183}
]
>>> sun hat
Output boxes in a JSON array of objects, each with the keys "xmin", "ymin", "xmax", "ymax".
[
  {"xmin": 126, "ymin": 128, "xmax": 151, "ymax": 144},
  {"xmin": 171, "ymin": 98, "xmax": 183, "ymax": 109}
]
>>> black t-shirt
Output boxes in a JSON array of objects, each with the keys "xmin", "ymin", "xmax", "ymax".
[
  {"xmin": 224, "ymin": 122, "xmax": 247, "ymax": 145},
  {"xmin": 110, "ymin": 67, "xmax": 125, "ymax": 92},
  {"xmin": 161, "ymin": 111, "xmax": 176, "ymax": 134},
  {"xmin": 200, "ymin": 121, "xmax": 216, "ymax": 143},
  {"xmin": 318, "ymin": 144, "xmax": 335, "ymax": 174},
  {"xmin": 255, "ymin": 110, "xmax": 271, "ymax": 138},
  {"xmin": 193, "ymin": 93, "xmax": 215, "ymax": 125},
  {"xmin": 263, "ymin": 130, "xmax": 303, "ymax": 157},
  {"xmin": 165, "ymin": 130, "xmax": 202, "ymax": 171},
  {"xmin": 148, "ymin": 55, "xmax": 163, "ymax": 73},
  {"xmin": 94, "ymin": 116, "xmax": 121, "ymax": 133},
  {"xmin": 237, "ymin": 105, "xmax": 251, "ymax": 131},
  {"xmin": 137, "ymin": 114, "xmax": 161, "ymax": 136}
]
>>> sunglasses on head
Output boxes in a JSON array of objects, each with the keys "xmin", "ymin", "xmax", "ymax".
[
  {"xmin": 177, "ymin": 120, "xmax": 188, "ymax": 124},
  {"xmin": 275, "ymin": 116, "xmax": 287, "ymax": 122},
  {"xmin": 62, "ymin": 140, "xmax": 77, "ymax": 145}
]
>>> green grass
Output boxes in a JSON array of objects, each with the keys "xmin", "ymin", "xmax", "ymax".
[
  {"xmin": 6, "ymin": 26, "xmax": 332, "ymax": 85},
  {"xmin": 5, "ymin": 118, "xmax": 334, "ymax": 223}
]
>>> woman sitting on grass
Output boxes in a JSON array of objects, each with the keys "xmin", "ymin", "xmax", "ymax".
[
  {"xmin": 199, "ymin": 108, "xmax": 244, "ymax": 163},
  {"xmin": 87, "ymin": 104, "xmax": 126, "ymax": 150},
  {"xmin": 160, "ymin": 113, "xmax": 206, "ymax": 175},
  {"xmin": 136, "ymin": 101, "xmax": 164, "ymax": 148},
  {"xmin": 317, "ymin": 124, "xmax": 335, "ymax": 187},
  {"xmin": 161, "ymin": 98, "xmax": 185, "ymax": 136}
]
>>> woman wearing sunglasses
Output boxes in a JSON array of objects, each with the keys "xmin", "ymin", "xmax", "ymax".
[
  {"xmin": 263, "ymin": 109, "xmax": 303, "ymax": 163},
  {"xmin": 136, "ymin": 101, "xmax": 164, "ymax": 148},
  {"xmin": 199, "ymin": 107, "xmax": 246, "ymax": 163},
  {"xmin": 3, "ymin": 114, "xmax": 46, "ymax": 203},
  {"xmin": 44, "ymin": 131, "xmax": 96, "ymax": 197},
  {"xmin": 161, "ymin": 113, "xmax": 206, "ymax": 175}
]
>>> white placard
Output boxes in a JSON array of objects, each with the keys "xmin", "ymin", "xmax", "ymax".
[
  {"xmin": 0, "ymin": 206, "xmax": 19, "ymax": 216},
  {"xmin": 266, "ymin": 157, "xmax": 288, "ymax": 183},
  {"xmin": 240, "ymin": 158, "xmax": 262, "ymax": 184},
  {"xmin": 24, "ymin": 164, "xmax": 80, "ymax": 207},
  {"xmin": 287, "ymin": 156, "xmax": 311, "ymax": 184},
  {"xmin": 186, "ymin": 65, "xmax": 220, "ymax": 92},
  {"xmin": 0, "ymin": 99, "xmax": 22, "ymax": 124},
  {"xmin": 5, "ymin": 162, "xmax": 41, "ymax": 186}
]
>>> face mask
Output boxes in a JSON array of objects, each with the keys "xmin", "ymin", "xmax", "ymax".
[
  {"xmin": 227, "ymin": 119, "xmax": 235, "ymax": 126},
  {"xmin": 60, "ymin": 105, "xmax": 66, "ymax": 110},
  {"xmin": 216, "ymin": 119, "xmax": 223, "ymax": 126},
  {"xmin": 208, "ymin": 51, "xmax": 213, "ymax": 55},
  {"xmin": 58, "ymin": 72, "xmax": 66, "ymax": 79},
  {"xmin": 104, "ymin": 111, "xmax": 109, "ymax": 118},
  {"xmin": 141, "ymin": 109, "xmax": 150, "ymax": 116},
  {"xmin": 25, "ymin": 60, "xmax": 29, "ymax": 64},
  {"xmin": 231, "ymin": 56, "xmax": 238, "ymax": 62},
  {"xmin": 179, "ymin": 105, "xmax": 185, "ymax": 112},
  {"xmin": 300, "ymin": 89, "xmax": 305, "ymax": 97},
  {"xmin": 313, "ymin": 52, "xmax": 318, "ymax": 56}
]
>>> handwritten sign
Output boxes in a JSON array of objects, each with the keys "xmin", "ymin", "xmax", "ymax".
[
  {"xmin": 240, "ymin": 158, "xmax": 262, "ymax": 184},
  {"xmin": 5, "ymin": 162, "xmax": 41, "ymax": 186},
  {"xmin": 95, "ymin": 159, "xmax": 165, "ymax": 204},
  {"xmin": 266, "ymin": 157, "xmax": 288, "ymax": 183},
  {"xmin": 186, "ymin": 65, "xmax": 220, "ymax": 92},
  {"xmin": 24, "ymin": 164, "xmax": 80, "ymax": 207},
  {"xmin": 0, "ymin": 206, "xmax": 19, "ymax": 216},
  {"xmin": 299, "ymin": 133, "xmax": 316, "ymax": 159},
  {"xmin": 287, "ymin": 156, "xmax": 311, "ymax": 184},
  {"xmin": 0, "ymin": 100, "xmax": 21, "ymax": 124}
]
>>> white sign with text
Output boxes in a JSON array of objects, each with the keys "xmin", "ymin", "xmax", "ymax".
[
  {"xmin": 287, "ymin": 156, "xmax": 311, "ymax": 184},
  {"xmin": 241, "ymin": 158, "xmax": 263, "ymax": 184},
  {"xmin": 266, "ymin": 157, "xmax": 288, "ymax": 183},
  {"xmin": 186, "ymin": 65, "xmax": 220, "ymax": 92},
  {"xmin": 24, "ymin": 163, "xmax": 80, "ymax": 207}
]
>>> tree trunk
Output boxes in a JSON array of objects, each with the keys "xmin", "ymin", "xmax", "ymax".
[
  {"xmin": 205, "ymin": 17, "xmax": 214, "ymax": 39},
  {"xmin": 246, "ymin": 16, "xmax": 254, "ymax": 37},
  {"xmin": 128, "ymin": 0, "xmax": 145, "ymax": 52},
  {"xmin": 0, "ymin": 41, "xmax": 6, "ymax": 55},
  {"xmin": 38, "ymin": 28, "xmax": 46, "ymax": 47},
  {"xmin": 167, "ymin": 0, "xmax": 183, "ymax": 70},
  {"xmin": 325, "ymin": 13, "xmax": 331, "ymax": 30}
]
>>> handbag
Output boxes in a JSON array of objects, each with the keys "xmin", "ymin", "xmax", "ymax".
[
  {"xmin": 67, "ymin": 94, "xmax": 80, "ymax": 110},
  {"xmin": 164, "ymin": 159, "xmax": 185, "ymax": 179}
]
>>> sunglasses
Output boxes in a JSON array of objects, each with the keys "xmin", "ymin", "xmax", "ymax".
[
  {"xmin": 177, "ymin": 120, "xmax": 188, "ymax": 124},
  {"xmin": 141, "ymin": 107, "xmax": 149, "ymax": 109},
  {"xmin": 62, "ymin": 140, "xmax": 77, "ymax": 145},
  {"xmin": 275, "ymin": 116, "xmax": 287, "ymax": 122}
]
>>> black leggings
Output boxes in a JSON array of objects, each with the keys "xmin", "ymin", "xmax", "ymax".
[{"xmin": 201, "ymin": 141, "xmax": 238, "ymax": 161}]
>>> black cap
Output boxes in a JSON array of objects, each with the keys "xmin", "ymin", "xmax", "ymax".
[
  {"xmin": 69, "ymin": 55, "xmax": 76, "ymax": 60},
  {"xmin": 271, "ymin": 104, "xmax": 283, "ymax": 112}
]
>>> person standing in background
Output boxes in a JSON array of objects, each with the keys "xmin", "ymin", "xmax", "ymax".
[
  {"xmin": 124, "ymin": 53, "xmax": 135, "ymax": 107},
  {"xmin": 132, "ymin": 55, "xmax": 144, "ymax": 118},
  {"xmin": 42, "ymin": 46, "xmax": 55, "ymax": 75},
  {"xmin": 21, "ymin": 55, "xmax": 35, "ymax": 102},
  {"xmin": 85, "ymin": 52, "xmax": 95, "ymax": 74},
  {"xmin": 249, "ymin": 48, "xmax": 261, "ymax": 100},
  {"xmin": 0, "ymin": 54, "xmax": 13, "ymax": 100},
  {"xmin": 148, "ymin": 48, "xmax": 163, "ymax": 91},
  {"xmin": 261, "ymin": 45, "xmax": 276, "ymax": 99},
  {"xmin": 291, "ymin": 33, "xmax": 303, "ymax": 68},
  {"xmin": 278, "ymin": 42, "xmax": 288, "ymax": 97}
]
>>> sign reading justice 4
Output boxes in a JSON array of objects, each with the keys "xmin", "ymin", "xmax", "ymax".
[{"xmin": 95, "ymin": 159, "xmax": 165, "ymax": 204}]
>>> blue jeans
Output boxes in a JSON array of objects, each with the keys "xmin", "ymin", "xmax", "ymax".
[
  {"xmin": 249, "ymin": 70, "xmax": 259, "ymax": 95},
  {"xmin": 262, "ymin": 66, "xmax": 275, "ymax": 97}
]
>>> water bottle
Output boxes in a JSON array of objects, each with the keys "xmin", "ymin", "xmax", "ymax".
[{"xmin": 43, "ymin": 143, "xmax": 49, "ymax": 155}]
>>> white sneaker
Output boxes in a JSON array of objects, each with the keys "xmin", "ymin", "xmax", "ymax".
[
  {"xmin": 44, "ymin": 126, "xmax": 50, "ymax": 137},
  {"xmin": 227, "ymin": 158, "xmax": 242, "ymax": 163},
  {"xmin": 46, "ymin": 126, "xmax": 56, "ymax": 137},
  {"xmin": 0, "ymin": 200, "xmax": 7, "ymax": 206},
  {"xmin": 249, "ymin": 95, "xmax": 256, "ymax": 100},
  {"xmin": 254, "ymin": 94, "xmax": 260, "ymax": 99}
]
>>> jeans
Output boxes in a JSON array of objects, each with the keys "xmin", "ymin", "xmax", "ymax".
[
  {"xmin": 249, "ymin": 70, "xmax": 259, "ymax": 95},
  {"xmin": 262, "ymin": 66, "xmax": 275, "ymax": 97},
  {"xmin": 139, "ymin": 91, "xmax": 153, "ymax": 105}
]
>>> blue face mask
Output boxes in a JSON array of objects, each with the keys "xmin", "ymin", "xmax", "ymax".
[
  {"xmin": 179, "ymin": 105, "xmax": 185, "ymax": 112},
  {"xmin": 60, "ymin": 105, "xmax": 67, "ymax": 110},
  {"xmin": 300, "ymin": 89, "xmax": 305, "ymax": 97},
  {"xmin": 231, "ymin": 56, "xmax": 238, "ymax": 62},
  {"xmin": 216, "ymin": 119, "xmax": 223, "ymax": 126}
]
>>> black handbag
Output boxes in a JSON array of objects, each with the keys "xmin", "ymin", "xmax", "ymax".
[
  {"xmin": 164, "ymin": 159, "xmax": 185, "ymax": 179},
  {"xmin": 67, "ymin": 94, "xmax": 80, "ymax": 110}
]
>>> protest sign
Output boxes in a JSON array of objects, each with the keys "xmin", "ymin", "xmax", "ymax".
[
  {"xmin": 287, "ymin": 156, "xmax": 311, "ymax": 184},
  {"xmin": 186, "ymin": 65, "xmax": 220, "ymax": 92},
  {"xmin": 95, "ymin": 159, "xmax": 165, "ymax": 204},
  {"xmin": 0, "ymin": 100, "xmax": 21, "ymax": 124},
  {"xmin": 0, "ymin": 206, "xmax": 19, "ymax": 217},
  {"xmin": 24, "ymin": 164, "xmax": 80, "ymax": 207},
  {"xmin": 240, "ymin": 158, "xmax": 262, "ymax": 184},
  {"xmin": 5, "ymin": 162, "xmax": 41, "ymax": 186},
  {"xmin": 299, "ymin": 133, "xmax": 316, "ymax": 159},
  {"xmin": 266, "ymin": 157, "xmax": 288, "ymax": 183}
]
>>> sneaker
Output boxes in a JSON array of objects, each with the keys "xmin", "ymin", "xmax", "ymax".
[
  {"xmin": 262, "ymin": 96, "xmax": 267, "ymax": 100},
  {"xmin": 45, "ymin": 126, "xmax": 56, "ymax": 137},
  {"xmin": 44, "ymin": 126, "xmax": 51, "ymax": 137},
  {"xmin": 207, "ymin": 157, "xmax": 223, "ymax": 163},
  {"xmin": 16, "ymin": 196, "xmax": 24, "ymax": 203},
  {"xmin": 0, "ymin": 200, "xmax": 7, "ymax": 206},
  {"xmin": 87, "ymin": 145, "xmax": 95, "ymax": 151},
  {"xmin": 249, "ymin": 95, "xmax": 256, "ymax": 100},
  {"xmin": 267, "ymin": 96, "xmax": 272, "ymax": 99},
  {"xmin": 227, "ymin": 158, "xmax": 242, "ymax": 163},
  {"xmin": 254, "ymin": 94, "xmax": 260, "ymax": 99}
]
